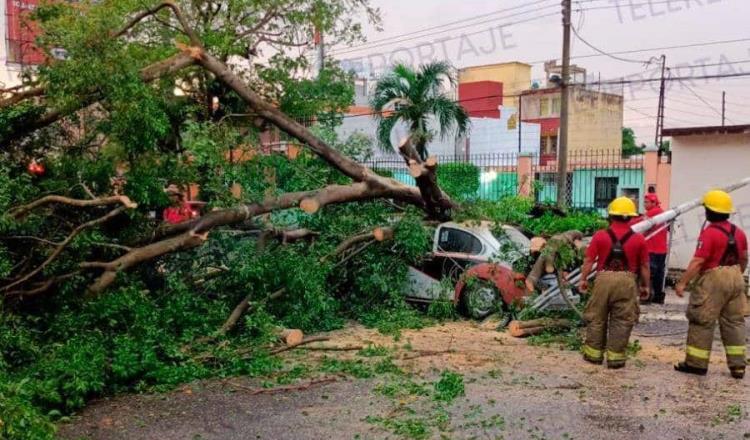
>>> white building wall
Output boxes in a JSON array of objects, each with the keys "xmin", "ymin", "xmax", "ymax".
[
  {"xmin": 0, "ymin": 0, "xmax": 23, "ymax": 88},
  {"xmin": 669, "ymin": 132, "xmax": 750, "ymax": 269},
  {"xmin": 336, "ymin": 105, "xmax": 541, "ymax": 160},
  {"xmin": 465, "ymin": 106, "xmax": 540, "ymax": 156}
]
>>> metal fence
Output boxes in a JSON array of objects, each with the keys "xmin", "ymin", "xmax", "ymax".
[
  {"xmin": 363, "ymin": 150, "xmax": 646, "ymax": 210},
  {"xmin": 364, "ymin": 153, "xmax": 521, "ymax": 201},
  {"xmin": 531, "ymin": 150, "xmax": 645, "ymax": 211}
]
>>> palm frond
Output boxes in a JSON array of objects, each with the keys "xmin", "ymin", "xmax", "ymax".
[
  {"xmin": 415, "ymin": 61, "xmax": 456, "ymax": 99},
  {"xmin": 375, "ymin": 114, "xmax": 399, "ymax": 152},
  {"xmin": 428, "ymin": 95, "xmax": 470, "ymax": 140}
]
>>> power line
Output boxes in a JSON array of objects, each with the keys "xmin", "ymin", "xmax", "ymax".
[
  {"xmin": 331, "ymin": 4, "xmax": 559, "ymax": 56},
  {"xmin": 570, "ymin": 25, "xmax": 654, "ymax": 65},
  {"xmin": 663, "ymin": 106, "xmax": 722, "ymax": 119},
  {"xmin": 529, "ymin": 37, "xmax": 750, "ymax": 65},
  {"xmin": 330, "ymin": 0, "xmax": 556, "ymax": 54},
  {"xmin": 588, "ymin": 71, "xmax": 750, "ymax": 87},
  {"xmin": 575, "ymin": 0, "xmax": 739, "ymax": 12},
  {"xmin": 677, "ymin": 79, "xmax": 728, "ymax": 122}
]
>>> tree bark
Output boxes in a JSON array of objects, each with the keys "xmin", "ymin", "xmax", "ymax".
[
  {"xmin": 10, "ymin": 195, "xmax": 137, "ymax": 219},
  {"xmin": 0, "ymin": 85, "xmax": 45, "ymax": 108},
  {"xmin": 507, "ymin": 319, "xmax": 574, "ymax": 338}
]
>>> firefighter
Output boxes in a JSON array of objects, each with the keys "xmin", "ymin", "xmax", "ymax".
[
  {"xmin": 644, "ymin": 193, "xmax": 669, "ymax": 304},
  {"xmin": 674, "ymin": 190, "xmax": 748, "ymax": 378},
  {"xmin": 578, "ymin": 197, "xmax": 650, "ymax": 369}
]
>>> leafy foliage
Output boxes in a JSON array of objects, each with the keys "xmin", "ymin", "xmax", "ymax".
[
  {"xmin": 437, "ymin": 163, "xmax": 480, "ymax": 201},
  {"xmin": 622, "ymin": 127, "xmax": 645, "ymax": 158},
  {"xmin": 457, "ymin": 197, "xmax": 606, "ymax": 236}
]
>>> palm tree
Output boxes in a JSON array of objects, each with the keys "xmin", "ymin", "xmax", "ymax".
[{"xmin": 370, "ymin": 61, "xmax": 470, "ymax": 161}]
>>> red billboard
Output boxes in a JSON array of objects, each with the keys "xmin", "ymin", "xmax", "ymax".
[{"xmin": 6, "ymin": 0, "xmax": 44, "ymax": 65}]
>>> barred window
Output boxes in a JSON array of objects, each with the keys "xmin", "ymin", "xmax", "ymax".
[{"xmin": 594, "ymin": 177, "xmax": 619, "ymax": 209}]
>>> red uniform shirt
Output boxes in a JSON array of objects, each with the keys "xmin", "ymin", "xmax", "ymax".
[
  {"xmin": 586, "ymin": 222, "xmax": 649, "ymax": 274},
  {"xmin": 644, "ymin": 206, "xmax": 668, "ymax": 255},
  {"xmin": 694, "ymin": 221, "xmax": 748, "ymax": 271},
  {"xmin": 163, "ymin": 202, "xmax": 197, "ymax": 225}
]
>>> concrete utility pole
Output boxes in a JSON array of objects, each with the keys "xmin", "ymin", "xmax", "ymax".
[
  {"xmin": 722, "ymin": 91, "xmax": 726, "ymax": 126},
  {"xmin": 655, "ymin": 54, "xmax": 667, "ymax": 150},
  {"xmin": 556, "ymin": 0, "xmax": 572, "ymax": 209},
  {"xmin": 518, "ymin": 97, "xmax": 523, "ymax": 153}
]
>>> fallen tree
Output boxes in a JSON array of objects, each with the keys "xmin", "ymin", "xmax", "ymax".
[{"xmin": 1, "ymin": 1, "xmax": 450, "ymax": 299}]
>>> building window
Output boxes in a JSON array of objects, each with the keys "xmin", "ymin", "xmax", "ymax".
[
  {"xmin": 594, "ymin": 177, "xmax": 619, "ymax": 209},
  {"xmin": 621, "ymin": 188, "xmax": 641, "ymax": 206},
  {"xmin": 437, "ymin": 228, "xmax": 483, "ymax": 255},
  {"xmin": 540, "ymin": 98, "xmax": 550, "ymax": 117},
  {"xmin": 552, "ymin": 97, "xmax": 561, "ymax": 115},
  {"xmin": 548, "ymin": 135, "xmax": 558, "ymax": 153}
]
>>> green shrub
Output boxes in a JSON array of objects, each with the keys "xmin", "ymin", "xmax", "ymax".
[{"xmin": 0, "ymin": 378, "xmax": 56, "ymax": 440}]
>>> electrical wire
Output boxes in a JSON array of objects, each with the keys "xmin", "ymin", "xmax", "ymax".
[
  {"xmin": 527, "ymin": 37, "xmax": 750, "ymax": 65},
  {"xmin": 575, "ymin": 0, "xmax": 738, "ymax": 12},
  {"xmin": 329, "ymin": 0, "xmax": 556, "ymax": 54},
  {"xmin": 331, "ymin": 6, "xmax": 560, "ymax": 56},
  {"xmin": 678, "ymin": 80, "xmax": 727, "ymax": 121},
  {"xmin": 571, "ymin": 26, "xmax": 655, "ymax": 65}
]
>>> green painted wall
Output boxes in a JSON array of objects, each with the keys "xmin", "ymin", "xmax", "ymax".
[{"xmin": 535, "ymin": 168, "xmax": 644, "ymax": 212}]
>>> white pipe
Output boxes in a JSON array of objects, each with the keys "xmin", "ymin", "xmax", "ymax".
[{"xmin": 631, "ymin": 176, "xmax": 750, "ymax": 234}]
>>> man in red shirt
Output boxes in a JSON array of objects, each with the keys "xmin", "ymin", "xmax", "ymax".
[
  {"xmin": 579, "ymin": 197, "xmax": 650, "ymax": 369},
  {"xmin": 643, "ymin": 193, "xmax": 669, "ymax": 304},
  {"xmin": 674, "ymin": 190, "xmax": 748, "ymax": 379},
  {"xmin": 163, "ymin": 185, "xmax": 200, "ymax": 225}
]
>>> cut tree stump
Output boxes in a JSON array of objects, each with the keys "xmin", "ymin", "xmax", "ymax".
[
  {"xmin": 507, "ymin": 319, "xmax": 573, "ymax": 338},
  {"xmin": 275, "ymin": 328, "xmax": 304, "ymax": 346}
]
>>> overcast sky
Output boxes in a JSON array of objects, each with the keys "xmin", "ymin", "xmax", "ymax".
[{"xmin": 330, "ymin": 0, "xmax": 750, "ymax": 144}]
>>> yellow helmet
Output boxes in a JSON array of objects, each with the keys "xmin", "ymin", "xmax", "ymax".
[
  {"xmin": 608, "ymin": 196, "xmax": 637, "ymax": 217},
  {"xmin": 703, "ymin": 190, "xmax": 734, "ymax": 214}
]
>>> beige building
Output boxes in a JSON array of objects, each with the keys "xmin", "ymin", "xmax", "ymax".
[
  {"xmin": 458, "ymin": 61, "xmax": 531, "ymax": 109},
  {"xmin": 519, "ymin": 85, "xmax": 623, "ymax": 156},
  {"xmin": 568, "ymin": 86, "xmax": 624, "ymax": 153},
  {"xmin": 664, "ymin": 125, "xmax": 750, "ymax": 270}
]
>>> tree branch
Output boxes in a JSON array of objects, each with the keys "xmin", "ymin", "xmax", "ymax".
[
  {"xmin": 5, "ymin": 271, "xmax": 81, "ymax": 300},
  {"xmin": 0, "ymin": 85, "xmax": 45, "ymax": 108},
  {"xmin": 112, "ymin": 0, "xmax": 200, "ymax": 45},
  {"xmin": 10, "ymin": 195, "xmax": 137, "ymax": 220},
  {"xmin": 235, "ymin": 8, "xmax": 278, "ymax": 40},
  {"xmin": 2, "ymin": 207, "xmax": 127, "ymax": 292}
]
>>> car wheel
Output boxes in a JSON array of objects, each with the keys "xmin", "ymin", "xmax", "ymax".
[{"xmin": 462, "ymin": 281, "xmax": 510, "ymax": 324}]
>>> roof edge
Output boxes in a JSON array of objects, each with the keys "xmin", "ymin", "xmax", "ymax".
[{"xmin": 662, "ymin": 125, "xmax": 750, "ymax": 137}]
